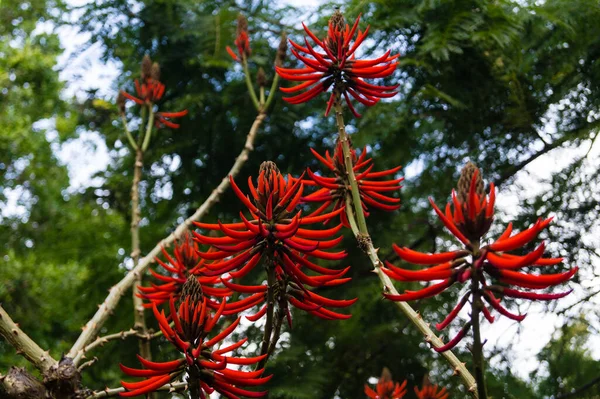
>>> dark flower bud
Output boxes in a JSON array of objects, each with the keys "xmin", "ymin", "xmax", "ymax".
[
  {"xmin": 329, "ymin": 9, "xmax": 346, "ymax": 32},
  {"xmin": 275, "ymin": 32, "xmax": 287, "ymax": 67},
  {"xmin": 457, "ymin": 161, "xmax": 484, "ymax": 204},
  {"xmin": 380, "ymin": 367, "xmax": 393, "ymax": 382},
  {"xmin": 257, "ymin": 67, "xmax": 267, "ymax": 87},
  {"xmin": 116, "ymin": 92, "xmax": 126, "ymax": 114},
  {"xmin": 141, "ymin": 55, "xmax": 152, "ymax": 80},
  {"xmin": 150, "ymin": 62, "xmax": 161, "ymax": 81},
  {"xmin": 259, "ymin": 160, "xmax": 279, "ymax": 177},
  {"xmin": 180, "ymin": 275, "xmax": 203, "ymax": 305}
]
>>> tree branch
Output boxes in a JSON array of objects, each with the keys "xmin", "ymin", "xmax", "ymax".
[
  {"xmin": 73, "ymin": 329, "xmax": 138, "ymax": 365},
  {"xmin": 86, "ymin": 381, "xmax": 188, "ymax": 398},
  {"xmin": 67, "ymin": 111, "xmax": 266, "ymax": 360},
  {"xmin": 555, "ymin": 375, "xmax": 600, "ymax": 399},
  {"xmin": 0, "ymin": 305, "xmax": 57, "ymax": 372}
]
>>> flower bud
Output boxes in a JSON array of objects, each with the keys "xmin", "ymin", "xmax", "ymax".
[
  {"xmin": 257, "ymin": 67, "xmax": 267, "ymax": 87},
  {"xmin": 151, "ymin": 62, "xmax": 161, "ymax": 81},
  {"xmin": 457, "ymin": 161, "xmax": 484, "ymax": 204},
  {"xmin": 141, "ymin": 55, "xmax": 152, "ymax": 81},
  {"xmin": 116, "ymin": 92, "xmax": 126, "ymax": 114},
  {"xmin": 275, "ymin": 32, "xmax": 287, "ymax": 67}
]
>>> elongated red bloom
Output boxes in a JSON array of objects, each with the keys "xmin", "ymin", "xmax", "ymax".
[
  {"xmin": 383, "ymin": 162, "xmax": 577, "ymax": 351},
  {"xmin": 120, "ymin": 277, "xmax": 271, "ymax": 398},
  {"xmin": 155, "ymin": 109, "xmax": 188, "ymax": 129},
  {"xmin": 193, "ymin": 161, "xmax": 356, "ymax": 322},
  {"xmin": 227, "ymin": 14, "xmax": 251, "ymax": 62},
  {"xmin": 301, "ymin": 140, "xmax": 402, "ymax": 227},
  {"xmin": 414, "ymin": 382, "xmax": 449, "ymax": 399},
  {"xmin": 364, "ymin": 368, "xmax": 407, "ymax": 399},
  {"xmin": 276, "ymin": 11, "xmax": 398, "ymax": 117}
]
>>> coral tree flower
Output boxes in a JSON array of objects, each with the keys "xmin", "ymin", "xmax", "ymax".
[
  {"xmin": 120, "ymin": 276, "xmax": 271, "ymax": 398},
  {"xmin": 383, "ymin": 162, "xmax": 577, "ymax": 351},
  {"xmin": 364, "ymin": 368, "xmax": 407, "ymax": 399},
  {"xmin": 226, "ymin": 14, "xmax": 251, "ymax": 62},
  {"xmin": 193, "ymin": 161, "xmax": 356, "ymax": 322},
  {"xmin": 302, "ymin": 139, "xmax": 403, "ymax": 227},
  {"xmin": 120, "ymin": 55, "xmax": 188, "ymax": 129},
  {"xmin": 137, "ymin": 232, "xmax": 233, "ymax": 312},
  {"xmin": 414, "ymin": 382, "xmax": 449, "ymax": 399},
  {"xmin": 276, "ymin": 11, "xmax": 399, "ymax": 117}
]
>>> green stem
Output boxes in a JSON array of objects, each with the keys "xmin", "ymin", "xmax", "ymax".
[
  {"xmin": 264, "ymin": 73, "xmax": 280, "ymax": 111},
  {"xmin": 120, "ymin": 113, "xmax": 138, "ymax": 150},
  {"xmin": 242, "ymin": 57, "xmax": 260, "ymax": 111},
  {"xmin": 141, "ymin": 105, "xmax": 155, "ymax": 152},
  {"xmin": 256, "ymin": 265, "xmax": 276, "ymax": 371},
  {"xmin": 333, "ymin": 99, "xmax": 368, "ymax": 234}
]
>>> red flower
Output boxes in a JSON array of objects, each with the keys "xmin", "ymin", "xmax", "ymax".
[
  {"xmin": 226, "ymin": 14, "xmax": 251, "ymax": 62},
  {"xmin": 301, "ymin": 140, "xmax": 403, "ymax": 227},
  {"xmin": 120, "ymin": 56, "xmax": 187, "ymax": 129},
  {"xmin": 383, "ymin": 163, "xmax": 577, "ymax": 351},
  {"xmin": 414, "ymin": 383, "xmax": 449, "ymax": 399},
  {"xmin": 120, "ymin": 277, "xmax": 271, "ymax": 398},
  {"xmin": 364, "ymin": 368, "xmax": 407, "ymax": 399},
  {"xmin": 137, "ymin": 232, "xmax": 231, "ymax": 309},
  {"xmin": 155, "ymin": 110, "xmax": 188, "ymax": 129},
  {"xmin": 193, "ymin": 161, "xmax": 356, "ymax": 322},
  {"xmin": 276, "ymin": 11, "xmax": 399, "ymax": 117}
]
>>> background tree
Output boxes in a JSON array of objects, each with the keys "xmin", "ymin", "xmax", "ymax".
[{"xmin": 1, "ymin": 0, "xmax": 599, "ymax": 398}]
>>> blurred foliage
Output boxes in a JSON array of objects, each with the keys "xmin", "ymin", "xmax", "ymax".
[{"xmin": 1, "ymin": 0, "xmax": 600, "ymax": 398}]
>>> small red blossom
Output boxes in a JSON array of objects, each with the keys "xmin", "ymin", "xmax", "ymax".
[
  {"xmin": 120, "ymin": 56, "xmax": 187, "ymax": 129},
  {"xmin": 301, "ymin": 140, "xmax": 403, "ymax": 227},
  {"xmin": 227, "ymin": 14, "xmax": 251, "ymax": 62},
  {"xmin": 121, "ymin": 78, "xmax": 165, "ymax": 105},
  {"xmin": 193, "ymin": 161, "xmax": 356, "ymax": 322},
  {"xmin": 383, "ymin": 162, "xmax": 577, "ymax": 352},
  {"xmin": 120, "ymin": 277, "xmax": 271, "ymax": 398},
  {"xmin": 414, "ymin": 382, "xmax": 449, "ymax": 399},
  {"xmin": 276, "ymin": 11, "xmax": 399, "ymax": 117},
  {"xmin": 155, "ymin": 110, "xmax": 188, "ymax": 129},
  {"xmin": 364, "ymin": 368, "xmax": 407, "ymax": 399}
]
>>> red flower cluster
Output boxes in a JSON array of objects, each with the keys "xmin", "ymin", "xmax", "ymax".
[
  {"xmin": 302, "ymin": 140, "xmax": 403, "ymax": 227},
  {"xmin": 276, "ymin": 11, "xmax": 399, "ymax": 117},
  {"xmin": 137, "ymin": 232, "xmax": 232, "ymax": 311},
  {"xmin": 193, "ymin": 161, "xmax": 356, "ymax": 322},
  {"xmin": 364, "ymin": 368, "xmax": 407, "ymax": 399},
  {"xmin": 120, "ymin": 277, "xmax": 271, "ymax": 398},
  {"xmin": 414, "ymin": 383, "xmax": 449, "ymax": 399},
  {"xmin": 383, "ymin": 163, "xmax": 577, "ymax": 351},
  {"xmin": 121, "ymin": 77, "xmax": 165, "ymax": 105},
  {"xmin": 120, "ymin": 55, "xmax": 188, "ymax": 129},
  {"xmin": 227, "ymin": 14, "xmax": 251, "ymax": 62}
]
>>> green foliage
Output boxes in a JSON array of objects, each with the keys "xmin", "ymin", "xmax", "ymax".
[{"xmin": 1, "ymin": 0, "xmax": 599, "ymax": 398}]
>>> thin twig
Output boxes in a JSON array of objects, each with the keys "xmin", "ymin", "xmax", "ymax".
[
  {"xmin": 0, "ymin": 305, "xmax": 57, "ymax": 372},
  {"xmin": 67, "ymin": 112, "xmax": 266, "ymax": 360},
  {"xmin": 73, "ymin": 329, "xmax": 138, "ymax": 365},
  {"xmin": 554, "ymin": 375, "xmax": 600, "ymax": 399},
  {"xmin": 86, "ymin": 381, "xmax": 188, "ymax": 398},
  {"xmin": 78, "ymin": 357, "xmax": 99, "ymax": 372}
]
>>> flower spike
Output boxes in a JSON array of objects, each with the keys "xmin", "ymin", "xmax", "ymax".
[
  {"xmin": 383, "ymin": 162, "xmax": 577, "ymax": 352},
  {"xmin": 277, "ymin": 11, "xmax": 399, "ymax": 117},
  {"xmin": 120, "ymin": 277, "xmax": 271, "ymax": 398}
]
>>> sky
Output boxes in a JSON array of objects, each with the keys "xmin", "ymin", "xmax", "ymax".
[{"xmin": 16, "ymin": 0, "xmax": 600, "ymax": 388}]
